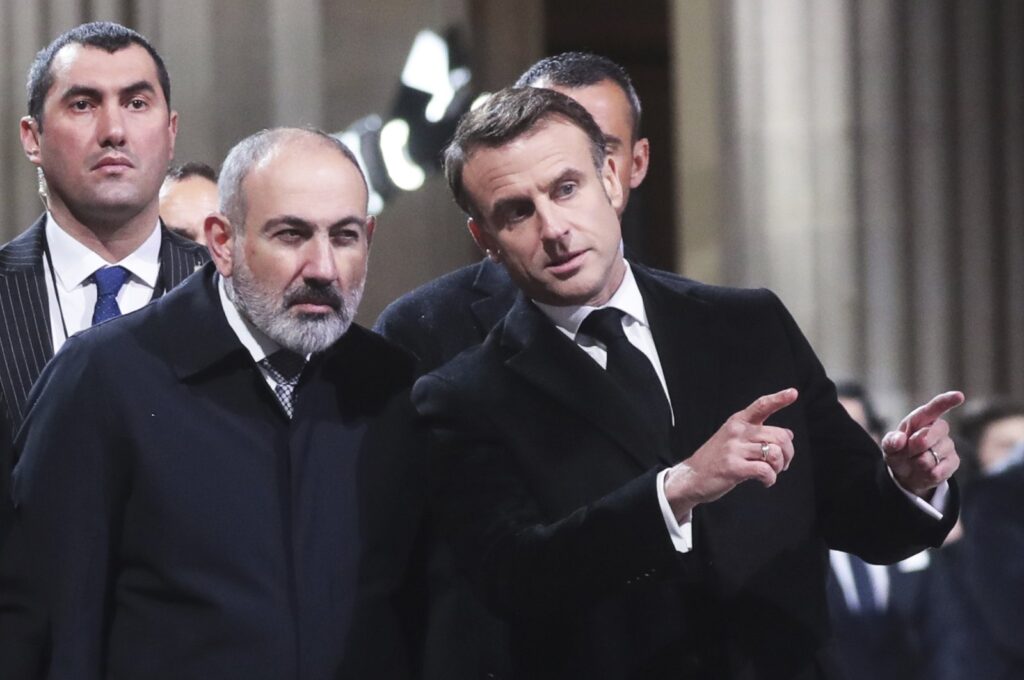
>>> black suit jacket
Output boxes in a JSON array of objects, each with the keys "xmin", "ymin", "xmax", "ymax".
[
  {"xmin": 825, "ymin": 555, "xmax": 928, "ymax": 680},
  {"xmin": 414, "ymin": 265, "xmax": 958, "ymax": 680},
  {"xmin": 0, "ymin": 216, "xmax": 208, "ymax": 540},
  {"xmin": 374, "ymin": 257, "xmax": 517, "ymax": 376},
  {"xmin": 0, "ymin": 264, "xmax": 426, "ymax": 679},
  {"xmin": 375, "ymin": 257, "xmax": 519, "ymax": 679}
]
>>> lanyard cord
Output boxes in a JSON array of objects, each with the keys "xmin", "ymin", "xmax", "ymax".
[{"xmin": 41, "ymin": 229, "xmax": 70, "ymax": 342}]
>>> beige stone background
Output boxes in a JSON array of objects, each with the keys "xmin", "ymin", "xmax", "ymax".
[{"xmin": 1, "ymin": 0, "xmax": 1021, "ymax": 418}]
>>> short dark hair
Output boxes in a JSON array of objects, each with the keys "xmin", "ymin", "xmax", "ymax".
[
  {"xmin": 27, "ymin": 21, "xmax": 171, "ymax": 130},
  {"xmin": 834, "ymin": 380, "xmax": 886, "ymax": 437},
  {"xmin": 954, "ymin": 398, "xmax": 1024, "ymax": 483},
  {"xmin": 958, "ymin": 399, "xmax": 1024, "ymax": 449},
  {"xmin": 443, "ymin": 87, "xmax": 607, "ymax": 220},
  {"xmin": 166, "ymin": 161, "xmax": 218, "ymax": 184},
  {"xmin": 515, "ymin": 51, "xmax": 643, "ymax": 140}
]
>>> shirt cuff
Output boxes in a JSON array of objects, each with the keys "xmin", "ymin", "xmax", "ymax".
[
  {"xmin": 888, "ymin": 466, "xmax": 948, "ymax": 520},
  {"xmin": 656, "ymin": 468, "xmax": 693, "ymax": 553}
]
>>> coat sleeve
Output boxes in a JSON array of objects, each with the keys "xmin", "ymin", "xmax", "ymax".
[
  {"xmin": 765, "ymin": 290, "xmax": 958, "ymax": 560},
  {"xmin": 0, "ymin": 336, "xmax": 127, "ymax": 679}
]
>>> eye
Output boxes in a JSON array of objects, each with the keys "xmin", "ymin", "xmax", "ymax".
[
  {"xmin": 499, "ymin": 201, "xmax": 534, "ymax": 226},
  {"xmin": 127, "ymin": 97, "xmax": 148, "ymax": 111},
  {"xmin": 70, "ymin": 99, "xmax": 93, "ymax": 112},
  {"xmin": 554, "ymin": 181, "xmax": 577, "ymax": 199},
  {"xmin": 330, "ymin": 228, "xmax": 360, "ymax": 246},
  {"xmin": 274, "ymin": 228, "xmax": 304, "ymax": 244}
]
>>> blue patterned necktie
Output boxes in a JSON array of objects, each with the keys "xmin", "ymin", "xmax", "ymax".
[{"xmin": 91, "ymin": 266, "xmax": 131, "ymax": 325}]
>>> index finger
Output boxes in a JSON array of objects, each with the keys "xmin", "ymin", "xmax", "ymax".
[
  {"xmin": 898, "ymin": 391, "xmax": 965, "ymax": 434},
  {"xmin": 739, "ymin": 388, "xmax": 799, "ymax": 426}
]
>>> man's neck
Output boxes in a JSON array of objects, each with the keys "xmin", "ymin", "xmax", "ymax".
[{"xmin": 47, "ymin": 202, "xmax": 160, "ymax": 263}]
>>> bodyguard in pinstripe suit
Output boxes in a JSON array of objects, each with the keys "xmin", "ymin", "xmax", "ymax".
[{"xmin": 0, "ymin": 22, "xmax": 208, "ymax": 544}]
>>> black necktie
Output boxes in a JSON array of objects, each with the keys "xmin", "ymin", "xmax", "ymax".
[
  {"xmin": 579, "ymin": 307, "xmax": 672, "ymax": 436},
  {"xmin": 260, "ymin": 349, "xmax": 306, "ymax": 418}
]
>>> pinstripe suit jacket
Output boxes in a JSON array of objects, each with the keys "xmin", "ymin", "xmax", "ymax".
[{"xmin": 0, "ymin": 215, "xmax": 209, "ymax": 539}]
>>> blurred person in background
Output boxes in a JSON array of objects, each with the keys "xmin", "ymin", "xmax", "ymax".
[
  {"xmin": 954, "ymin": 400, "xmax": 1024, "ymax": 679},
  {"xmin": 828, "ymin": 381, "xmax": 930, "ymax": 680},
  {"xmin": 159, "ymin": 161, "xmax": 219, "ymax": 244}
]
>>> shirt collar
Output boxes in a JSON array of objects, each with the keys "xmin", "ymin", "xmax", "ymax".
[
  {"xmin": 45, "ymin": 211, "xmax": 162, "ymax": 292},
  {"xmin": 533, "ymin": 260, "xmax": 649, "ymax": 338},
  {"xmin": 217, "ymin": 274, "xmax": 281, "ymax": 364}
]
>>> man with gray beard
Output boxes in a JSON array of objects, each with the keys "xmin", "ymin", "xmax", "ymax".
[{"xmin": 0, "ymin": 128, "xmax": 426, "ymax": 680}]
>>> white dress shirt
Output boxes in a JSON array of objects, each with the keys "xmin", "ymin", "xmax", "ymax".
[
  {"xmin": 43, "ymin": 212, "xmax": 162, "ymax": 353},
  {"xmin": 829, "ymin": 550, "xmax": 890, "ymax": 611}
]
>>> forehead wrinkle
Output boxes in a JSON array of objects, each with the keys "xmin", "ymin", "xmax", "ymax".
[{"xmin": 463, "ymin": 119, "xmax": 598, "ymax": 221}]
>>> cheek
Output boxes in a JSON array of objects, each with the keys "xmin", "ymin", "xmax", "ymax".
[
  {"xmin": 245, "ymin": 248, "xmax": 294, "ymax": 284},
  {"xmin": 336, "ymin": 250, "xmax": 369, "ymax": 283}
]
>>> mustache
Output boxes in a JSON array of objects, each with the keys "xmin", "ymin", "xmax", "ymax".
[{"xmin": 283, "ymin": 284, "xmax": 343, "ymax": 310}]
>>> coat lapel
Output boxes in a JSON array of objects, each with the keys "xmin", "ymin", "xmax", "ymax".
[
  {"xmin": 633, "ymin": 266, "xmax": 723, "ymax": 460},
  {"xmin": 500, "ymin": 296, "xmax": 668, "ymax": 470},
  {"xmin": 0, "ymin": 218, "xmax": 55, "ymax": 430},
  {"xmin": 151, "ymin": 224, "xmax": 209, "ymax": 300}
]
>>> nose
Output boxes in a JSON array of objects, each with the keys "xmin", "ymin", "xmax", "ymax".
[
  {"xmin": 301, "ymin": 234, "xmax": 338, "ymax": 283},
  {"xmin": 97, "ymin": 103, "xmax": 127, "ymax": 148},
  {"xmin": 536, "ymin": 201, "xmax": 570, "ymax": 245}
]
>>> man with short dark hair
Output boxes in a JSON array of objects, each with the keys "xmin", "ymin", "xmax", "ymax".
[
  {"xmin": 374, "ymin": 52, "xmax": 649, "ymax": 375},
  {"xmin": 377, "ymin": 54, "xmax": 654, "ymax": 679},
  {"xmin": 159, "ymin": 161, "xmax": 220, "ymax": 243},
  {"xmin": 0, "ymin": 21, "xmax": 207, "ymax": 539},
  {"xmin": 414, "ymin": 86, "xmax": 963, "ymax": 679},
  {"xmin": 0, "ymin": 127, "xmax": 425, "ymax": 679}
]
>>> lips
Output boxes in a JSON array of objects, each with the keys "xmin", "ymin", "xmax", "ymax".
[
  {"xmin": 92, "ymin": 155, "xmax": 134, "ymax": 171},
  {"xmin": 546, "ymin": 249, "xmax": 587, "ymax": 276}
]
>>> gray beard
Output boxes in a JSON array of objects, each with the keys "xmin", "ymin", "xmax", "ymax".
[{"xmin": 226, "ymin": 258, "xmax": 363, "ymax": 355}]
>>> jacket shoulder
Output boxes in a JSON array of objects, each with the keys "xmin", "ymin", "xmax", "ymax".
[
  {"xmin": 632, "ymin": 263, "xmax": 782, "ymax": 312},
  {"xmin": 162, "ymin": 226, "xmax": 211, "ymax": 264},
  {"xmin": 0, "ymin": 218, "xmax": 46, "ymax": 270},
  {"xmin": 374, "ymin": 261, "xmax": 489, "ymax": 331}
]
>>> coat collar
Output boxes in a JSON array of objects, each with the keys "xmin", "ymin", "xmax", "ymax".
[
  {"xmin": 161, "ymin": 264, "xmax": 413, "ymax": 407},
  {"xmin": 157, "ymin": 263, "xmax": 252, "ymax": 381},
  {"xmin": 469, "ymin": 257, "xmax": 518, "ymax": 335},
  {"xmin": 496, "ymin": 265, "xmax": 723, "ymax": 470},
  {"xmin": 498, "ymin": 290, "xmax": 669, "ymax": 470},
  {"xmin": 632, "ymin": 265, "xmax": 722, "ymax": 457}
]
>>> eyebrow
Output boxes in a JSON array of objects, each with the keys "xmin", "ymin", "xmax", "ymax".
[
  {"xmin": 262, "ymin": 214, "xmax": 368, "ymax": 233},
  {"xmin": 59, "ymin": 80, "xmax": 157, "ymax": 103},
  {"xmin": 487, "ymin": 168, "xmax": 585, "ymax": 219},
  {"xmin": 603, "ymin": 134, "xmax": 624, "ymax": 150}
]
